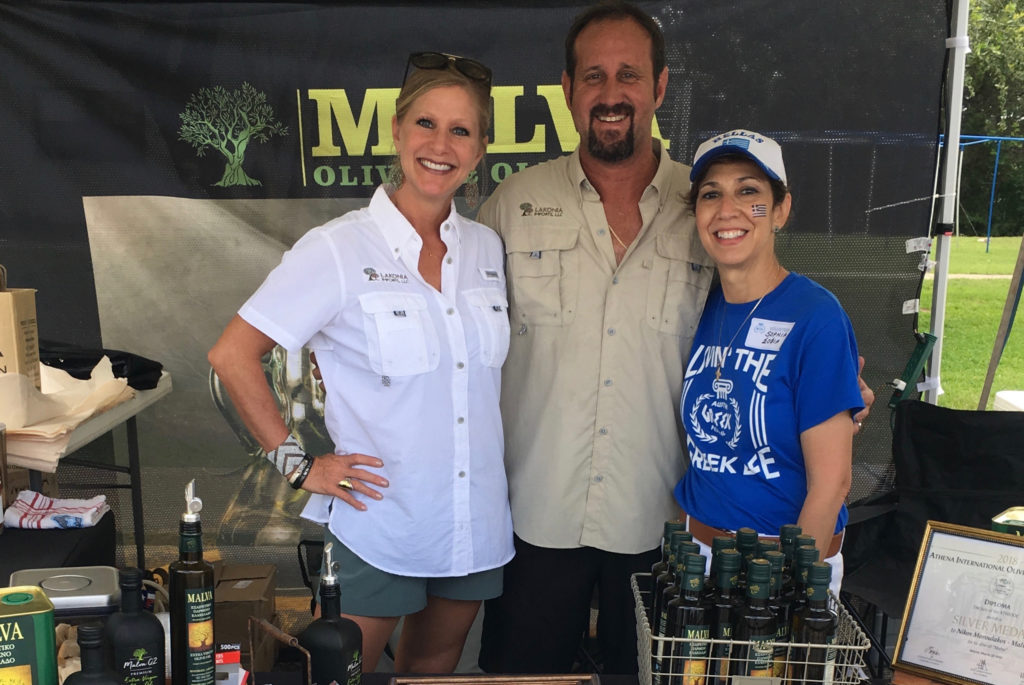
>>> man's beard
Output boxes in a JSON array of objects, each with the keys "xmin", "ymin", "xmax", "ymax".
[{"xmin": 586, "ymin": 104, "xmax": 635, "ymax": 163}]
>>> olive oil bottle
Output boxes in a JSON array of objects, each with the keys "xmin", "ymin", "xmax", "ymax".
[
  {"xmin": 104, "ymin": 568, "xmax": 165, "ymax": 685},
  {"xmin": 664, "ymin": 553, "xmax": 711, "ymax": 685},
  {"xmin": 706, "ymin": 549, "xmax": 741, "ymax": 685},
  {"xmin": 170, "ymin": 480, "xmax": 215, "ymax": 685},
  {"xmin": 730, "ymin": 558, "xmax": 776, "ymax": 678},
  {"xmin": 65, "ymin": 623, "xmax": 118, "ymax": 685},
  {"xmin": 793, "ymin": 562, "xmax": 838, "ymax": 684},
  {"xmin": 298, "ymin": 543, "xmax": 362, "ymax": 685}
]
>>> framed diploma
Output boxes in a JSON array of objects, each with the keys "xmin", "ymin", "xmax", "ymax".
[{"xmin": 894, "ymin": 520, "xmax": 1024, "ymax": 685}]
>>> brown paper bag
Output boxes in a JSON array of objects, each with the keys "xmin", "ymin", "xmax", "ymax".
[{"xmin": 0, "ymin": 264, "xmax": 41, "ymax": 389}]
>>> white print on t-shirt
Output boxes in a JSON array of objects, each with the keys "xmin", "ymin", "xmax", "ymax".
[
  {"xmin": 684, "ymin": 344, "xmax": 782, "ymax": 480},
  {"xmin": 745, "ymin": 317, "xmax": 794, "ymax": 351}
]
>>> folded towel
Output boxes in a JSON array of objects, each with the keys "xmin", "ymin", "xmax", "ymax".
[{"xmin": 3, "ymin": 490, "xmax": 110, "ymax": 529}]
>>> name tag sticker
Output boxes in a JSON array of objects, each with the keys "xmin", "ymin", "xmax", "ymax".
[
  {"xmin": 480, "ymin": 267, "xmax": 502, "ymax": 280},
  {"xmin": 745, "ymin": 317, "xmax": 794, "ymax": 351}
]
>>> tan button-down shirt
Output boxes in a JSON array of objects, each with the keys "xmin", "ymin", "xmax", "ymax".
[{"xmin": 478, "ymin": 143, "xmax": 714, "ymax": 554}]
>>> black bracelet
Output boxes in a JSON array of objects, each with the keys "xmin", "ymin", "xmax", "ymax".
[{"xmin": 288, "ymin": 454, "xmax": 314, "ymax": 490}]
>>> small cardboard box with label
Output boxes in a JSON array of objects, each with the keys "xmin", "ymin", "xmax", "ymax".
[
  {"xmin": 214, "ymin": 563, "xmax": 278, "ymax": 671},
  {"xmin": 0, "ymin": 265, "xmax": 41, "ymax": 389}
]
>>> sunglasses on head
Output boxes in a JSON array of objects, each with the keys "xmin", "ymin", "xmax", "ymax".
[{"xmin": 402, "ymin": 51, "xmax": 492, "ymax": 89}]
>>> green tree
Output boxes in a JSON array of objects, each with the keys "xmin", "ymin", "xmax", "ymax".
[
  {"xmin": 178, "ymin": 82, "xmax": 288, "ymax": 187},
  {"xmin": 960, "ymin": 0, "xmax": 1024, "ymax": 236}
]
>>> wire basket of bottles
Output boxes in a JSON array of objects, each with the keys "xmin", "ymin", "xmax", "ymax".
[{"xmin": 632, "ymin": 572, "xmax": 870, "ymax": 685}]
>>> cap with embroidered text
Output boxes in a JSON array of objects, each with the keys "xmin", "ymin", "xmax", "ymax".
[{"xmin": 691, "ymin": 129, "xmax": 787, "ymax": 185}]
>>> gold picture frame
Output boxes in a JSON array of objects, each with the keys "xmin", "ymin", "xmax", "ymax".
[{"xmin": 893, "ymin": 520, "xmax": 1024, "ymax": 685}]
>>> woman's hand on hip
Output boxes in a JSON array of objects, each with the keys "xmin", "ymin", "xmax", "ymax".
[{"xmin": 303, "ymin": 452, "xmax": 389, "ymax": 511}]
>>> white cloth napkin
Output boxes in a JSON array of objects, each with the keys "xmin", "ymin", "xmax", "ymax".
[{"xmin": 3, "ymin": 490, "xmax": 110, "ymax": 529}]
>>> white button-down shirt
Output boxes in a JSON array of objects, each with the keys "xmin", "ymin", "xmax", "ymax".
[{"xmin": 240, "ymin": 186, "xmax": 514, "ymax": 577}]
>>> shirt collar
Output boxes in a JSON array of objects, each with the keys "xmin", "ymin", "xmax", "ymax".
[
  {"xmin": 369, "ymin": 185, "xmax": 462, "ymax": 262},
  {"xmin": 571, "ymin": 139, "xmax": 680, "ymax": 206}
]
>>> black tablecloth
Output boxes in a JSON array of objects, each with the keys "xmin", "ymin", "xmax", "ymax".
[{"xmin": 0, "ymin": 511, "xmax": 116, "ymax": 585}]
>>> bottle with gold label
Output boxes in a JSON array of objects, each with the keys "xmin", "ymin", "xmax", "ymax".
[
  {"xmin": 730, "ymin": 558, "xmax": 776, "ymax": 678},
  {"xmin": 792, "ymin": 562, "xmax": 837, "ymax": 685},
  {"xmin": 170, "ymin": 480, "xmax": 215, "ymax": 685}
]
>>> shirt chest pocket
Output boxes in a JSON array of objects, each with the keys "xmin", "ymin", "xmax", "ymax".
[
  {"xmin": 463, "ymin": 288, "xmax": 511, "ymax": 368},
  {"xmin": 646, "ymin": 232, "xmax": 714, "ymax": 337},
  {"xmin": 503, "ymin": 224, "xmax": 580, "ymax": 326},
  {"xmin": 358, "ymin": 291, "xmax": 440, "ymax": 376}
]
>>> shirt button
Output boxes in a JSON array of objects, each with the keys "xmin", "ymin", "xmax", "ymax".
[
  {"xmin": 612, "ymin": 276, "xmax": 619, "ymax": 285},
  {"xmin": 458, "ymin": 471, "xmax": 466, "ymax": 478},
  {"xmin": 604, "ymin": 379, "xmax": 613, "ymax": 387},
  {"xmin": 456, "ymin": 362, "xmax": 465, "ymax": 369},
  {"xmin": 446, "ymin": 257, "xmax": 453, "ymax": 264},
  {"xmin": 593, "ymin": 475, "xmax": 603, "ymax": 483},
  {"xmin": 598, "ymin": 229, "xmax": 606, "ymax": 236},
  {"xmin": 607, "ymin": 328, "xmax": 616, "ymax": 336},
  {"xmin": 457, "ymin": 416, "xmax": 465, "ymax": 424},
  {"xmin": 599, "ymin": 427, "xmax": 608, "ymax": 435},
  {"xmin": 447, "ymin": 308, "xmax": 455, "ymax": 315},
  {"xmin": 444, "ymin": 224, "xmax": 451, "ymax": 231}
]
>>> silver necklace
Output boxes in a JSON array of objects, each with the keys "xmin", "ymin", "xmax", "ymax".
[{"xmin": 715, "ymin": 294, "xmax": 767, "ymax": 380}]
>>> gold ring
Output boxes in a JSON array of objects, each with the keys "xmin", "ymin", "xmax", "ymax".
[{"xmin": 338, "ymin": 479, "xmax": 354, "ymax": 490}]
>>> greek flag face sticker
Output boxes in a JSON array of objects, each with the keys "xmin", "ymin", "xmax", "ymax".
[{"xmin": 751, "ymin": 203, "xmax": 768, "ymax": 217}]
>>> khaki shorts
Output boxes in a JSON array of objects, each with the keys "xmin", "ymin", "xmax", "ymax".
[{"xmin": 320, "ymin": 526, "xmax": 504, "ymax": 617}]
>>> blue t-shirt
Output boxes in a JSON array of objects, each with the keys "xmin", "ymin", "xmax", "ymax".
[{"xmin": 674, "ymin": 272, "xmax": 863, "ymax": 535}]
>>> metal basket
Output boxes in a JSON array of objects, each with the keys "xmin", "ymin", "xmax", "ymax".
[{"xmin": 632, "ymin": 573, "xmax": 871, "ymax": 684}]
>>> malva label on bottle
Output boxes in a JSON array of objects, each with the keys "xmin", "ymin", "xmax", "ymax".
[
  {"xmin": 0, "ymin": 587, "xmax": 57, "ymax": 685},
  {"xmin": 116, "ymin": 646, "xmax": 163, "ymax": 685},
  {"xmin": 184, "ymin": 587, "xmax": 215, "ymax": 685}
]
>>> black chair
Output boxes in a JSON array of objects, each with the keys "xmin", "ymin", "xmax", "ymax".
[{"xmin": 841, "ymin": 400, "xmax": 1024, "ymax": 673}]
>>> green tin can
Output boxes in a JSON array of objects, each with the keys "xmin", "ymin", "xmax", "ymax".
[
  {"xmin": 992, "ymin": 507, "xmax": 1024, "ymax": 537},
  {"xmin": 0, "ymin": 586, "xmax": 57, "ymax": 685}
]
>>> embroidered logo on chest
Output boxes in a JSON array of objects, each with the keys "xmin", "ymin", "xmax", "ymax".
[{"xmin": 363, "ymin": 266, "xmax": 409, "ymax": 284}]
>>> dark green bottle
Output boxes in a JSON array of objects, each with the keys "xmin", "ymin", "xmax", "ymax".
[
  {"xmin": 756, "ymin": 539, "xmax": 779, "ymax": 558},
  {"xmin": 653, "ymin": 554, "xmax": 684, "ymax": 685},
  {"xmin": 707, "ymin": 549, "xmax": 742, "ymax": 685},
  {"xmin": 651, "ymin": 531, "xmax": 692, "ymax": 621},
  {"xmin": 703, "ymin": 536, "xmax": 736, "ymax": 600},
  {"xmin": 779, "ymin": 524, "xmax": 802, "ymax": 599},
  {"xmin": 665, "ymin": 554, "xmax": 711, "ymax": 685},
  {"xmin": 730, "ymin": 558, "xmax": 776, "ymax": 678},
  {"xmin": 170, "ymin": 480, "xmax": 215, "ymax": 685},
  {"xmin": 764, "ymin": 550, "xmax": 792, "ymax": 679},
  {"xmin": 789, "ymin": 545, "xmax": 820, "ymax": 641},
  {"xmin": 793, "ymin": 562, "xmax": 837, "ymax": 685},
  {"xmin": 735, "ymin": 527, "xmax": 759, "ymax": 591},
  {"xmin": 648, "ymin": 522, "xmax": 689, "ymax": 596}
]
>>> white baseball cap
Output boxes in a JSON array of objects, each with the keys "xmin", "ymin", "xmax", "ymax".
[{"xmin": 690, "ymin": 129, "xmax": 787, "ymax": 185}]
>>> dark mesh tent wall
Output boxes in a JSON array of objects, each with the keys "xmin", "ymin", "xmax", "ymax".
[{"xmin": 0, "ymin": 0, "xmax": 948, "ymax": 626}]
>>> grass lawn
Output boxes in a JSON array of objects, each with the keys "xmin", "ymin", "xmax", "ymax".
[{"xmin": 920, "ymin": 235, "xmax": 1024, "ymax": 409}]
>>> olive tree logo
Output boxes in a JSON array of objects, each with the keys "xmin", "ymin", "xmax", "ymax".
[{"xmin": 178, "ymin": 82, "xmax": 288, "ymax": 187}]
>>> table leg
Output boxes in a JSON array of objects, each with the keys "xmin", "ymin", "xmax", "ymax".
[{"xmin": 126, "ymin": 416, "xmax": 145, "ymax": 569}]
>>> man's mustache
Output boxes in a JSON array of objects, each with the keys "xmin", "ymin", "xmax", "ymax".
[{"xmin": 590, "ymin": 103, "xmax": 634, "ymax": 119}]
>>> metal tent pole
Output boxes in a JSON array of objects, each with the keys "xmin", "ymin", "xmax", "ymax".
[{"xmin": 924, "ymin": 0, "xmax": 971, "ymax": 405}]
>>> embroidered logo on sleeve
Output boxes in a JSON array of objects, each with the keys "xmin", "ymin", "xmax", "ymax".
[{"xmin": 745, "ymin": 318, "xmax": 794, "ymax": 351}]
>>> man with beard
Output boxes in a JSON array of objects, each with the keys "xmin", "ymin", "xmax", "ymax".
[{"xmin": 475, "ymin": 1, "xmax": 714, "ymax": 675}]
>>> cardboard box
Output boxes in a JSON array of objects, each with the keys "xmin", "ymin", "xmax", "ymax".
[
  {"xmin": 3, "ymin": 464, "xmax": 59, "ymax": 505},
  {"xmin": 214, "ymin": 564, "xmax": 278, "ymax": 671},
  {"xmin": 0, "ymin": 266, "xmax": 41, "ymax": 389}
]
